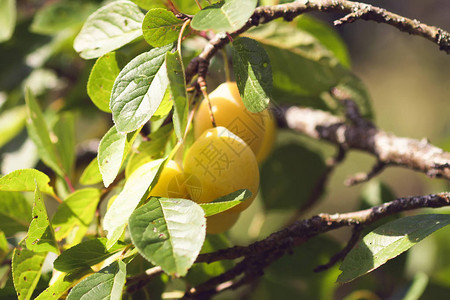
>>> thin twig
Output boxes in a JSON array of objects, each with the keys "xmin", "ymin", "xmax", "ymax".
[{"xmin": 345, "ymin": 160, "xmax": 387, "ymax": 186}]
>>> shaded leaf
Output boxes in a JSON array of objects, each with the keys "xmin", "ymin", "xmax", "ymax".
[
  {"xmin": 12, "ymin": 240, "xmax": 46, "ymax": 300},
  {"xmin": 0, "ymin": 0, "xmax": 15, "ymax": 42},
  {"xmin": 0, "ymin": 169, "xmax": 55, "ymax": 197},
  {"xmin": 191, "ymin": 0, "xmax": 257, "ymax": 32},
  {"xmin": 166, "ymin": 50, "xmax": 188, "ymax": 141},
  {"xmin": 25, "ymin": 89, "xmax": 65, "ymax": 177},
  {"xmin": 110, "ymin": 44, "xmax": 173, "ymax": 133},
  {"xmin": 35, "ymin": 268, "xmax": 92, "ymax": 300},
  {"xmin": 103, "ymin": 158, "xmax": 167, "ymax": 249},
  {"xmin": 129, "ymin": 198, "xmax": 206, "ymax": 276},
  {"xmin": 200, "ymin": 189, "xmax": 252, "ymax": 217},
  {"xmin": 53, "ymin": 238, "xmax": 126, "ymax": 272},
  {"xmin": 26, "ymin": 185, "xmax": 59, "ymax": 254},
  {"xmin": 143, "ymin": 8, "xmax": 184, "ymax": 47},
  {"xmin": 334, "ymin": 74, "xmax": 374, "ymax": 120},
  {"xmin": 67, "ymin": 260, "xmax": 126, "ymax": 300},
  {"xmin": 232, "ymin": 37, "xmax": 272, "ymax": 112},
  {"xmin": 52, "ymin": 112, "xmax": 76, "ymax": 176},
  {"xmin": 0, "ymin": 191, "xmax": 31, "ymax": 236},
  {"xmin": 79, "ymin": 157, "xmax": 103, "ymax": 185},
  {"xmin": 73, "ymin": 0, "xmax": 145, "ymax": 59},
  {"xmin": 87, "ymin": 52, "xmax": 122, "ymax": 113},
  {"xmin": 0, "ymin": 105, "xmax": 27, "ymax": 148},
  {"xmin": 52, "ymin": 188, "xmax": 101, "ymax": 244},
  {"xmin": 338, "ymin": 214, "xmax": 450, "ymax": 283}
]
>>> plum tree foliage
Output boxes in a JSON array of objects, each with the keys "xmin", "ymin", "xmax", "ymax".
[{"xmin": 0, "ymin": 0, "xmax": 449, "ymax": 299}]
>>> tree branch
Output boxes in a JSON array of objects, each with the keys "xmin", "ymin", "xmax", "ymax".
[{"xmin": 283, "ymin": 106, "xmax": 450, "ymax": 180}]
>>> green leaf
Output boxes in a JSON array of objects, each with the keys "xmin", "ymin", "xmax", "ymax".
[
  {"xmin": 166, "ymin": 51, "xmax": 188, "ymax": 141},
  {"xmin": 0, "ymin": 169, "xmax": 56, "ymax": 197},
  {"xmin": 52, "ymin": 188, "xmax": 101, "ymax": 244},
  {"xmin": 232, "ymin": 37, "xmax": 272, "ymax": 113},
  {"xmin": 12, "ymin": 241, "xmax": 47, "ymax": 300},
  {"xmin": 79, "ymin": 157, "xmax": 103, "ymax": 185},
  {"xmin": 26, "ymin": 185, "xmax": 59, "ymax": 254},
  {"xmin": 296, "ymin": 15, "xmax": 351, "ymax": 68},
  {"xmin": 200, "ymin": 189, "xmax": 252, "ymax": 217},
  {"xmin": 67, "ymin": 260, "xmax": 126, "ymax": 300},
  {"xmin": 338, "ymin": 214, "xmax": 450, "ymax": 283},
  {"xmin": 53, "ymin": 112, "xmax": 76, "ymax": 176},
  {"xmin": 0, "ymin": 0, "xmax": 15, "ymax": 43},
  {"xmin": 53, "ymin": 238, "xmax": 126, "ymax": 272},
  {"xmin": 31, "ymin": 1, "xmax": 97, "ymax": 35},
  {"xmin": 35, "ymin": 268, "xmax": 92, "ymax": 300},
  {"xmin": 334, "ymin": 74, "xmax": 374, "ymax": 120},
  {"xmin": 0, "ymin": 105, "xmax": 27, "ymax": 148},
  {"xmin": 129, "ymin": 198, "xmax": 206, "ymax": 276},
  {"xmin": 25, "ymin": 89, "xmax": 65, "ymax": 177},
  {"xmin": 98, "ymin": 125, "xmax": 127, "ymax": 188},
  {"xmin": 73, "ymin": 0, "xmax": 145, "ymax": 59},
  {"xmin": 87, "ymin": 52, "xmax": 122, "ymax": 113},
  {"xmin": 191, "ymin": 0, "xmax": 257, "ymax": 32},
  {"xmin": 143, "ymin": 8, "xmax": 184, "ymax": 47},
  {"xmin": 0, "ymin": 191, "xmax": 31, "ymax": 236},
  {"xmin": 260, "ymin": 142, "xmax": 327, "ymax": 210},
  {"xmin": 110, "ymin": 44, "xmax": 173, "ymax": 133},
  {"xmin": 131, "ymin": 0, "xmax": 166, "ymax": 10},
  {"xmin": 0, "ymin": 231, "xmax": 8, "ymax": 262},
  {"xmin": 103, "ymin": 158, "xmax": 167, "ymax": 249}
]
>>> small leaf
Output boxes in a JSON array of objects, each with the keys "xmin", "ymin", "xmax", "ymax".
[
  {"xmin": 26, "ymin": 185, "xmax": 59, "ymax": 254},
  {"xmin": 200, "ymin": 189, "xmax": 251, "ymax": 217},
  {"xmin": 79, "ymin": 157, "xmax": 103, "ymax": 185},
  {"xmin": 0, "ymin": 192, "xmax": 31, "ymax": 236},
  {"xmin": 0, "ymin": 105, "xmax": 27, "ymax": 148},
  {"xmin": 25, "ymin": 89, "xmax": 65, "ymax": 177},
  {"xmin": 110, "ymin": 44, "xmax": 173, "ymax": 133},
  {"xmin": 0, "ymin": 231, "xmax": 8, "ymax": 262},
  {"xmin": 166, "ymin": 51, "xmax": 188, "ymax": 141},
  {"xmin": 191, "ymin": 0, "xmax": 257, "ymax": 32},
  {"xmin": 103, "ymin": 158, "xmax": 167, "ymax": 249},
  {"xmin": 338, "ymin": 214, "xmax": 450, "ymax": 283},
  {"xmin": 73, "ymin": 0, "xmax": 145, "ymax": 59},
  {"xmin": 98, "ymin": 125, "xmax": 127, "ymax": 188},
  {"xmin": 232, "ymin": 37, "xmax": 272, "ymax": 112},
  {"xmin": 87, "ymin": 52, "xmax": 122, "ymax": 112},
  {"xmin": 0, "ymin": 0, "xmax": 16, "ymax": 43},
  {"xmin": 52, "ymin": 188, "xmax": 101, "ymax": 244},
  {"xmin": 12, "ymin": 240, "xmax": 47, "ymax": 300},
  {"xmin": 143, "ymin": 8, "xmax": 184, "ymax": 47},
  {"xmin": 129, "ymin": 198, "xmax": 206, "ymax": 276},
  {"xmin": 35, "ymin": 268, "xmax": 92, "ymax": 300},
  {"xmin": 0, "ymin": 169, "xmax": 55, "ymax": 197},
  {"xmin": 53, "ymin": 238, "xmax": 126, "ymax": 272},
  {"xmin": 52, "ymin": 112, "xmax": 76, "ymax": 176},
  {"xmin": 67, "ymin": 260, "xmax": 126, "ymax": 300}
]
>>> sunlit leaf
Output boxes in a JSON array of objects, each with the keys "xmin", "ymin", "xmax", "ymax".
[
  {"xmin": 110, "ymin": 44, "xmax": 173, "ymax": 133},
  {"xmin": 232, "ymin": 37, "xmax": 272, "ymax": 112},
  {"xmin": 52, "ymin": 188, "xmax": 101, "ymax": 244},
  {"xmin": 191, "ymin": 0, "xmax": 257, "ymax": 32},
  {"xmin": 0, "ymin": 0, "xmax": 16, "ymax": 43},
  {"xmin": 0, "ymin": 191, "xmax": 31, "ymax": 236},
  {"xmin": 79, "ymin": 157, "xmax": 103, "ymax": 185},
  {"xmin": 26, "ymin": 185, "xmax": 59, "ymax": 254},
  {"xmin": 35, "ymin": 268, "xmax": 91, "ymax": 300},
  {"xmin": 87, "ymin": 52, "xmax": 122, "ymax": 113},
  {"xmin": 0, "ymin": 169, "xmax": 55, "ymax": 197},
  {"xmin": 166, "ymin": 50, "xmax": 188, "ymax": 141},
  {"xmin": 53, "ymin": 238, "xmax": 126, "ymax": 272},
  {"xmin": 73, "ymin": 0, "xmax": 145, "ymax": 59},
  {"xmin": 200, "ymin": 189, "xmax": 252, "ymax": 217},
  {"xmin": 103, "ymin": 158, "xmax": 167, "ymax": 249},
  {"xmin": 143, "ymin": 8, "xmax": 184, "ymax": 47},
  {"xmin": 67, "ymin": 260, "xmax": 126, "ymax": 300},
  {"xmin": 98, "ymin": 125, "xmax": 127, "ymax": 188},
  {"xmin": 12, "ymin": 240, "xmax": 46, "ymax": 300},
  {"xmin": 129, "ymin": 198, "xmax": 206, "ymax": 276},
  {"xmin": 338, "ymin": 214, "xmax": 450, "ymax": 283}
]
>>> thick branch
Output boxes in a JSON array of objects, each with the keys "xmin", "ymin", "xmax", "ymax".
[{"xmin": 283, "ymin": 106, "xmax": 450, "ymax": 180}]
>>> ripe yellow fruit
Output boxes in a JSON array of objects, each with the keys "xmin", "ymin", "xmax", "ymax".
[
  {"xmin": 194, "ymin": 82, "xmax": 273, "ymax": 160},
  {"xmin": 184, "ymin": 126, "xmax": 259, "ymax": 214},
  {"xmin": 206, "ymin": 211, "xmax": 240, "ymax": 234},
  {"xmin": 148, "ymin": 160, "xmax": 189, "ymax": 199}
]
